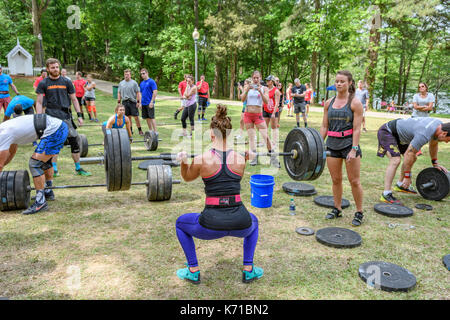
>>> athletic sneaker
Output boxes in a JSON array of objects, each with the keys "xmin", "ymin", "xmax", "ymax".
[
  {"xmin": 380, "ymin": 193, "xmax": 402, "ymax": 205},
  {"xmin": 44, "ymin": 189, "xmax": 56, "ymax": 201},
  {"xmin": 76, "ymin": 168, "xmax": 92, "ymax": 176},
  {"xmin": 363, "ymin": 128, "xmax": 368, "ymax": 132},
  {"xmin": 270, "ymin": 155, "xmax": 281, "ymax": 168},
  {"xmin": 53, "ymin": 170, "xmax": 60, "ymax": 177},
  {"xmin": 394, "ymin": 185, "xmax": 417, "ymax": 194},
  {"xmin": 174, "ymin": 110, "xmax": 180, "ymax": 120},
  {"xmin": 176, "ymin": 264, "xmax": 200, "ymax": 285},
  {"xmin": 351, "ymin": 212, "xmax": 364, "ymax": 227},
  {"xmin": 250, "ymin": 156, "xmax": 258, "ymax": 166},
  {"xmin": 325, "ymin": 207, "xmax": 342, "ymax": 220},
  {"xmin": 242, "ymin": 265, "xmax": 264, "ymax": 284},
  {"xmin": 201, "ymin": 117, "xmax": 207, "ymax": 121},
  {"xmin": 22, "ymin": 201, "xmax": 48, "ymax": 215}
]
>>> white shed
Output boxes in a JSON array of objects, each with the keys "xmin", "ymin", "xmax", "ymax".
[{"xmin": 6, "ymin": 39, "xmax": 33, "ymax": 76}]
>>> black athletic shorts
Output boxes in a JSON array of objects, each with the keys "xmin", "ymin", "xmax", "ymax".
[
  {"xmin": 263, "ymin": 110, "xmax": 279, "ymax": 118},
  {"xmin": 123, "ymin": 100, "xmax": 139, "ymax": 117},
  {"xmin": 327, "ymin": 144, "xmax": 362, "ymax": 159},
  {"xmin": 142, "ymin": 104, "xmax": 155, "ymax": 119}
]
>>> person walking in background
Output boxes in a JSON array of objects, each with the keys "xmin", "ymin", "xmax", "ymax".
[
  {"xmin": 291, "ymin": 78, "xmax": 307, "ymax": 128},
  {"xmin": 84, "ymin": 74, "xmax": 98, "ymax": 122},
  {"xmin": 140, "ymin": 68, "xmax": 158, "ymax": 134},
  {"xmin": 180, "ymin": 75, "xmax": 198, "ymax": 138},
  {"xmin": 33, "ymin": 69, "xmax": 47, "ymax": 91},
  {"xmin": 304, "ymin": 83, "xmax": 313, "ymax": 117},
  {"xmin": 0, "ymin": 65, "xmax": 20, "ymax": 119},
  {"xmin": 276, "ymin": 81, "xmax": 284, "ymax": 126},
  {"xmin": 286, "ymin": 83, "xmax": 293, "ymax": 117},
  {"xmin": 355, "ymin": 80, "xmax": 369, "ymax": 132},
  {"xmin": 73, "ymin": 71, "xmax": 87, "ymax": 120},
  {"xmin": 196, "ymin": 75, "xmax": 210, "ymax": 121},
  {"xmin": 118, "ymin": 69, "xmax": 143, "ymax": 136},
  {"xmin": 174, "ymin": 74, "xmax": 189, "ymax": 120}
]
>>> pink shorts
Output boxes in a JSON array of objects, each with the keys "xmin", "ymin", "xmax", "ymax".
[
  {"xmin": 243, "ymin": 112, "xmax": 265, "ymax": 125},
  {"xmin": 0, "ymin": 97, "xmax": 11, "ymax": 111}
]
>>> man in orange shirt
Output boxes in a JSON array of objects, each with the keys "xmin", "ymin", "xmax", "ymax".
[
  {"xmin": 196, "ymin": 75, "xmax": 210, "ymax": 121},
  {"xmin": 174, "ymin": 74, "xmax": 189, "ymax": 120}
]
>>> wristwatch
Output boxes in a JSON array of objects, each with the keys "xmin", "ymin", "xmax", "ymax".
[{"xmin": 352, "ymin": 146, "xmax": 359, "ymax": 151}]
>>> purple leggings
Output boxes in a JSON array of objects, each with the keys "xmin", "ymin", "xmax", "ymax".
[{"xmin": 175, "ymin": 212, "xmax": 259, "ymax": 268}]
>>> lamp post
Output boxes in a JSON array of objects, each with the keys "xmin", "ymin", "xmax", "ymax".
[
  {"xmin": 192, "ymin": 28, "xmax": 200, "ymax": 84},
  {"xmin": 37, "ymin": 33, "xmax": 44, "ymax": 68}
]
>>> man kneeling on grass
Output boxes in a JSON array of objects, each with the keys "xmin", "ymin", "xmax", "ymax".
[
  {"xmin": 377, "ymin": 117, "xmax": 450, "ymax": 205},
  {"xmin": 0, "ymin": 114, "xmax": 68, "ymax": 215}
]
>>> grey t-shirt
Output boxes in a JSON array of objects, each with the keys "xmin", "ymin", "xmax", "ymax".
[
  {"xmin": 395, "ymin": 117, "xmax": 442, "ymax": 151},
  {"xmin": 355, "ymin": 89, "xmax": 369, "ymax": 109},
  {"xmin": 118, "ymin": 79, "xmax": 140, "ymax": 102},
  {"xmin": 412, "ymin": 92, "xmax": 435, "ymax": 118}
]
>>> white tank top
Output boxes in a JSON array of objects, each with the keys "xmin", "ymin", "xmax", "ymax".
[{"xmin": 246, "ymin": 88, "xmax": 263, "ymax": 107}]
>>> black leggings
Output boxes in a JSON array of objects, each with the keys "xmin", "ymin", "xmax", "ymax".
[{"xmin": 181, "ymin": 103, "xmax": 197, "ymax": 129}]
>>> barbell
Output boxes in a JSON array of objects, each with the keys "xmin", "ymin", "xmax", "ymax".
[
  {"xmin": 0, "ymin": 165, "xmax": 180, "ymax": 211},
  {"xmin": 79, "ymin": 127, "xmax": 329, "ymax": 186},
  {"xmin": 416, "ymin": 167, "xmax": 449, "ymax": 201},
  {"xmin": 75, "ymin": 130, "xmax": 161, "ymax": 158}
]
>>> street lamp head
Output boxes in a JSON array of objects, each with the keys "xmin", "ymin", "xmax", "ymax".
[{"xmin": 192, "ymin": 28, "xmax": 200, "ymax": 41}]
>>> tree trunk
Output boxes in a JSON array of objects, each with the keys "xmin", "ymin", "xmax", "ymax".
[
  {"xmin": 364, "ymin": 10, "xmax": 382, "ymax": 110},
  {"xmin": 259, "ymin": 34, "xmax": 264, "ymax": 76},
  {"xmin": 293, "ymin": 55, "xmax": 298, "ymax": 79},
  {"xmin": 31, "ymin": 0, "xmax": 43, "ymax": 67},
  {"xmin": 212, "ymin": 62, "xmax": 220, "ymax": 98},
  {"xmin": 104, "ymin": 38, "xmax": 112, "ymax": 76},
  {"xmin": 397, "ymin": 46, "xmax": 405, "ymax": 106},
  {"xmin": 325, "ymin": 57, "xmax": 330, "ymax": 100},
  {"xmin": 381, "ymin": 33, "xmax": 389, "ymax": 102},
  {"xmin": 316, "ymin": 56, "xmax": 321, "ymax": 104},
  {"xmin": 419, "ymin": 39, "xmax": 434, "ymax": 84},
  {"xmin": 229, "ymin": 52, "xmax": 237, "ymax": 100},
  {"xmin": 310, "ymin": 0, "xmax": 320, "ymax": 97},
  {"xmin": 194, "ymin": 0, "xmax": 199, "ymax": 29},
  {"xmin": 401, "ymin": 53, "xmax": 414, "ymax": 105}
]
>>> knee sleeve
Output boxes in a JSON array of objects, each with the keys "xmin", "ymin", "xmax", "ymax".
[
  {"xmin": 29, "ymin": 158, "xmax": 46, "ymax": 177},
  {"xmin": 68, "ymin": 136, "xmax": 80, "ymax": 154}
]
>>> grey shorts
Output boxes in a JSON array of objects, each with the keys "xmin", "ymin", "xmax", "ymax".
[
  {"xmin": 63, "ymin": 119, "xmax": 78, "ymax": 138},
  {"xmin": 294, "ymin": 102, "xmax": 306, "ymax": 114}
]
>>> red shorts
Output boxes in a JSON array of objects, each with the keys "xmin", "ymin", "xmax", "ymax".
[
  {"xmin": 0, "ymin": 97, "xmax": 11, "ymax": 111},
  {"xmin": 243, "ymin": 112, "xmax": 265, "ymax": 125}
]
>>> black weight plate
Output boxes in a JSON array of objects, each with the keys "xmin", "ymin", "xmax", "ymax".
[
  {"xmin": 358, "ymin": 261, "xmax": 417, "ymax": 292},
  {"xmin": 443, "ymin": 254, "xmax": 450, "ymax": 271},
  {"xmin": 118, "ymin": 128, "xmax": 132, "ymax": 191},
  {"xmin": 415, "ymin": 203, "xmax": 433, "ymax": 211},
  {"xmin": 307, "ymin": 127, "xmax": 326, "ymax": 181},
  {"xmin": 314, "ymin": 195, "xmax": 350, "ymax": 209},
  {"xmin": 156, "ymin": 165, "xmax": 165, "ymax": 201},
  {"xmin": 162, "ymin": 165, "xmax": 173, "ymax": 201},
  {"xmin": 6, "ymin": 171, "xmax": 16, "ymax": 210},
  {"xmin": 150, "ymin": 131, "xmax": 158, "ymax": 151},
  {"xmin": 14, "ymin": 170, "xmax": 30, "ymax": 210},
  {"xmin": 416, "ymin": 167, "xmax": 450, "ymax": 201},
  {"xmin": 104, "ymin": 128, "xmax": 114, "ymax": 191},
  {"xmin": 78, "ymin": 134, "xmax": 89, "ymax": 158},
  {"xmin": 144, "ymin": 131, "xmax": 152, "ymax": 150},
  {"xmin": 301, "ymin": 128, "xmax": 318, "ymax": 181},
  {"xmin": 146, "ymin": 165, "xmax": 158, "ymax": 201},
  {"xmin": 296, "ymin": 227, "xmax": 315, "ymax": 236},
  {"xmin": 374, "ymin": 203, "xmax": 413, "ymax": 218},
  {"xmin": 111, "ymin": 129, "xmax": 122, "ymax": 191},
  {"xmin": 282, "ymin": 182, "xmax": 317, "ymax": 196},
  {"xmin": 316, "ymin": 227, "xmax": 362, "ymax": 248},
  {"xmin": 138, "ymin": 160, "xmax": 179, "ymax": 170},
  {"xmin": 0, "ymin": 172, "xmax": 7, "ymax": 211},
  {"xmin": 283, "ymin": 128, "xmax": 312, "ymax": 181}
]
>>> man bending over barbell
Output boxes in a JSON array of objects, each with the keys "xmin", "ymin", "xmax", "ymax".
[
  {"xmin": 0, "ymin": 114, "xmax": 68, "ymax": 215},
  {"xmin": 377, "ymin": 117, "xmax": 450, "ymax": 205}
]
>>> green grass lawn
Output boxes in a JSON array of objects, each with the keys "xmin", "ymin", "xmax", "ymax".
[{"xmin": 0, "ymin": 78, "xmax": 449, "ymax": 300}]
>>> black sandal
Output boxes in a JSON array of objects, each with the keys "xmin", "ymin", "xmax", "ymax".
[
  {"xmin": 325, "ymin": 207, "xmax": 342, "ymax": 220},
  {"xmin": 352, "ymin": 212, "xmax": 364, "ymax": 226}
]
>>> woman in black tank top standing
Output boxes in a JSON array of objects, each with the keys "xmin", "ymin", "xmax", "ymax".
[{"xmin": 320, "ymin": 70, "xmax": 364, "ymax": 226}]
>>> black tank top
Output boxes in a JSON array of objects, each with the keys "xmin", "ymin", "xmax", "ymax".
[
  {"xmin": 199, "ymin": 149, "xmax": 252, "ymax": 231},
  {"xmin": 326, "ymin": 97, "xmax": 354, "ymax": 150}
]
